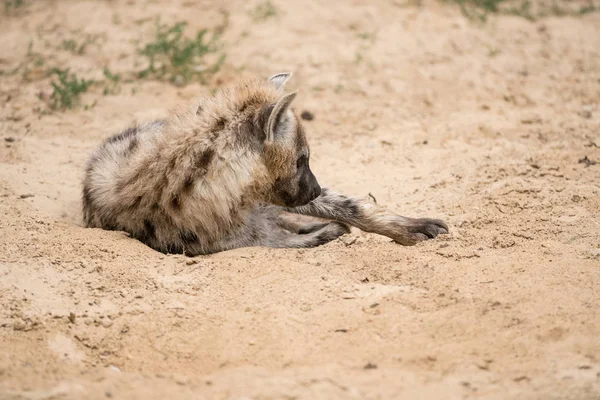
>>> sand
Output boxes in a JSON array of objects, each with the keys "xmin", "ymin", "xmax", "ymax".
[{"xmin": 1, "ymin": 0, "xmax": 599, "ymax": 399}]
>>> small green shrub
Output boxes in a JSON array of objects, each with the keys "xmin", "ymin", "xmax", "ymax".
[
  {"xmin": 4, "ymin": 0, "xmax": 24, "ymax": 12},
  {"xmin": 102, "ymin": 67, "xmax": 121, "ymax": 95},
  {"xmin": 138, "ymin": 20, "xmax": 225, "ymax": 85},
  {"xmin": 49, "ymin": 68, "xmax": 94, "ymax": 110},
  {"xmin": 250, "ymin": 1, "xmax": 277, "ymax": 21}
]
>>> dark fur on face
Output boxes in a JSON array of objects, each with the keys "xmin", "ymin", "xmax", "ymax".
[
  {"xmin": 271, "ymin": 150, "xmax": 321, "ymax": 207},
  {"xmin": 262, "ymin": 104, "xmax": 321, "ymax": 207}
]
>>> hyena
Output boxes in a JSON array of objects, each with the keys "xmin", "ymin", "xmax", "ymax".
[{"xmin": 82, "ymin": 73, "xmax": 448, "ymax": 255}]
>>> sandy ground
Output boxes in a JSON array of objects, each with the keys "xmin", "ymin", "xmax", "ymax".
[{"xmin": 1, "ymin": 0, "xmax": 600, "ymax": 399}]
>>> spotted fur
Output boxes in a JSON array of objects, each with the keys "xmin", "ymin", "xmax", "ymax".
[{"xmin": 82, "ymin": 73, "xmax": 448, "ymax": 255}]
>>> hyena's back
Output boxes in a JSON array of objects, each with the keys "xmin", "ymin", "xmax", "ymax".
[
  {"xmin": 83, "ymin": 117, "xmax": 222, "ymax": 255},
  {"xmin": 83, "ymin": 120, "xmax": 166, "ymax": 235},
  {"xmin": 83, "ymin": 119, "xmax": 221, "ymax": 254}
]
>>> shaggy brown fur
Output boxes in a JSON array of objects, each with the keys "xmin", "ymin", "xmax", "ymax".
[{"xmin": 82, "ymin": 73, "xmax": 447, "ymax": 255}]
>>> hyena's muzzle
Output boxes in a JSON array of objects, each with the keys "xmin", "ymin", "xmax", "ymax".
[
  {"xmin": 274, "ymin": 160, "xmax": 321, "ymax": 207},
  {"xmin": 295, "ymin": 166, "xmax": 321, "ymax": 206}
]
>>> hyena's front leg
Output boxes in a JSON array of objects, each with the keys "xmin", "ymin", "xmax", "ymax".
[
  {"xmin": 248, "ymin": 205, "xmax": 350, "ymax": 249},
  {"xmin": 264, "ymin": 221, "xmax": 350, "ymax": 249},
  {"xmin": 275, "ymin": 212, "xmax": 330, "ymax": 234},
  {"xmin": 287, "ymin": 188, "xmax": 448, "ymax": 245},
  {"xmin": 205, "ymin": 207, "xmax": 349, "ymax": 253}
]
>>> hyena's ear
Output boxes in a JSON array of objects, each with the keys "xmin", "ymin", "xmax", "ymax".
[
  {"xmin": 268, "ymin": 72, "xmax": 292, "ymax": 90},
  {"xmin": 266, "ymin": 91, "xmax": 297, "ymax": 143}
]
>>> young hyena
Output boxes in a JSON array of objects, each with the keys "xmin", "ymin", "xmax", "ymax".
[{"xmin": 82, "ymin": 73, "xmax": 448, "ymax": 255}]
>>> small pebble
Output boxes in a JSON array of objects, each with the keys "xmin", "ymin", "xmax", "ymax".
[
  {"xmin": 13, "ymin": 320, "xmax": 26, "ymax": 331},
  {"xmin": 341, "ymin": 236, "xmax": 357, "ymax": 247},
  {"xmin": 174, "ymin": 374, "xmax": 190, "ymax": 385},
  {"xmin": 300, "ymin": 110, "xmax": 314, "ymax": 121}
]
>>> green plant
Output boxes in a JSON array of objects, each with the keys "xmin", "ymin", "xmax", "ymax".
[
  {"xmin": 449, "ymin": 0, "xmax": 506, "ymax": 21},
  {"xmin": 61, "ymin": 34, "xmax": 100, "ymax": 55},
  {"xmin": 250, "ymin": 1, "xmax": 277, "ymax": 21},
  {"xmin": 446, "ymin": 0, "xmax": 599, "ymax": 22},
  {"xmin": 4, "ymin": 0, "xmax": 24, "ymax": 12},
  {"xmin": 49, "ymin": 68, "xmax": 93, "ymax": 110},
  {"xmin": 505, "ymin": 0, "xmax": 535, "ymax": 20},
  {"xmin": 61, "ymin": 39, "xmax": 86, "ymax": 55},
  {"xmin": 354, "ymin": 52, "xmax": 363, "ymax": 65},
  {"xmin": 357, "ymin": 30, "xmax": 378, "ymax": 43},
  {"xmin": 102, "ymin": 67, "xmax": 121, "ymax": 95},
  {"xmin": 138, "ymin": 20, "xmax": 225, "ymax": 85}
]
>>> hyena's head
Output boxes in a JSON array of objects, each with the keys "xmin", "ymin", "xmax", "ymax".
[{"xmin": 261, "ymin": 73, "xmax": 321, "ymax": 207}]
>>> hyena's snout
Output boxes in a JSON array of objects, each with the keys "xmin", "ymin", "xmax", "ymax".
[
  {"xmin": 296, "ymin": 169, "xmax": 321, "ymax": 206},
  {"xmin": 275, "ymin": 168, "xmax": 321, "ymax": 208}
]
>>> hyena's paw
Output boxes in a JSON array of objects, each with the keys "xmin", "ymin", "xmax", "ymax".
[
  {"xmin": 393, "ymin": 218, "xmax": 449, "ymax": 246},
  {"xmin": 298, "ymin": 222, "xmax": 330, "ymax": 234},
  {"xmin": 314, "ymin": 221, "xmax": 351, "ymax": 246}
]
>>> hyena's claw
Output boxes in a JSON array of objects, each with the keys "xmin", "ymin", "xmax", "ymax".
[
  {"xmin": 391, "ymin": 218, "xmax": 448, "ymax": 245},
  {"xmin": 315, "ymin": 221, "xmax": 351, "ymax": 245},
  {"xmin": 327, "ymin": 221, "xmax": 351, "ymax": 237},
  {"xmin": 408, "ymin": 218, "xmax": 448, "ymax": 239}
]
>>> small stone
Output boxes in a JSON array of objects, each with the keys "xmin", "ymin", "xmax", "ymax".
[
  {"xmin": 581, "ymin": 105, "xmax": 593, "ymax": 119},
  {"xmin": 364, "ymin": 362, "xmax": 378, "ymax": 369},
  {"xmin": 13, "ymin": 320, "xmax": 26, "ymax": 331},
  {"xmin": 300, "ymin": 110, "xmax": 314, "ymax": 121},
  {"xmin": 174, "ymin": 374, "xmax": 190, "ymax": 385},
  {"xmin": 341, "ymin": 236, "xmax": 357, "ymax": 247},
  {"xmin": 4, "ymin": 137, "xmax": 15, "ymax": 143},
  {"xmin": 19, "ymin": 194, "xmax": 34, "ymax": 199},
  {"xmin": 571, "ymin": 195, "xmax": 581, "ymax": 202},
  {"xmin": 173, "ymin": 75, "xmax": 185, "ymax": 87},
  {"xmin": 520, "ymin": 115, "xmax": 541, "ymax": 124},
  {"xmin": 185, "ymin": 259, "xmax": 198, "ymax": 265},
  {"xmin": 68, "ymin": 312, "xmax": 76, "ymax": 324}
]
